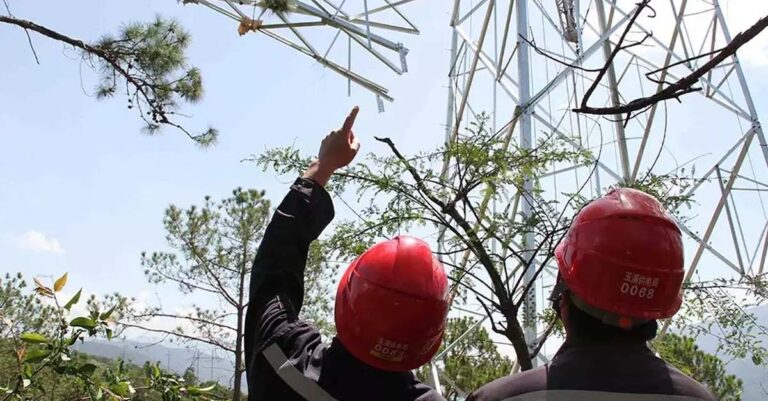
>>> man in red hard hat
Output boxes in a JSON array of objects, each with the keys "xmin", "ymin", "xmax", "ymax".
[
  {"xmin": 244, "ymin": 106, "xmax": 450, "ymax": 401},
  {"xmin": 468, "ymin": 188, "xmax": 716, "ymax": 401}
]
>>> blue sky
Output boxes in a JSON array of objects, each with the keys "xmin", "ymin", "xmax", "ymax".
[
  {"xmin": 3, "ymin": 0, "xmax": 768, "ymax": 345},
  {"xmin": 0, "ymin": 0, "xmax": 455, "ymax": 311}
]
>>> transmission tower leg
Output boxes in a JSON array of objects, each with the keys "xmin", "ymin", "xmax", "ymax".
[
  {"xmin": 595, "ymin": 0, "xmax": 631, "ymax": 182},
  {"xmin": 516, "ymin": 0, "xmax": 538, "ymax": 368}
]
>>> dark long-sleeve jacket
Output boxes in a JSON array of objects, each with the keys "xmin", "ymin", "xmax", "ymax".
[
  {"xmin": 467, "ymin": 337, "xmax": 717, "ymax": 401},
  {"xmin": 244, "ymin": 178, "xmax": 445, "ymax": 401}
]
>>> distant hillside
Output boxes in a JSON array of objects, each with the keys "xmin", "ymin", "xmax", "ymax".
[
  {"xmin": 74, "ymin": 339, "xmax": 237, "ymax": 388},
  {"xmin": 74, "ymin": 307, "xmax": 768, "ymax": 399},
  {"xmin": 694, "ymin": 305, "xmax": 768, "ymax": 401}
]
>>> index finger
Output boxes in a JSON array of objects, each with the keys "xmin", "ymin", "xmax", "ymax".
[{"xmin": 341, "ymin": 106, "xmax": 359, "ymax": 135}]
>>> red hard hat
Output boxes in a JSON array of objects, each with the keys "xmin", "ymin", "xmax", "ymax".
[
  {"xmin": 334, "ymin": 235, "xmax": 450, "ymax": 371},
  {"xmin": 555, "ymin": 188, "xmax": 684, "ymax": 322}
]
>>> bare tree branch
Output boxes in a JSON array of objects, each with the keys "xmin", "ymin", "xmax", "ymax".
[{"xmin": 575, "ymin": 4, "xmax": 768, "ymax": 115}]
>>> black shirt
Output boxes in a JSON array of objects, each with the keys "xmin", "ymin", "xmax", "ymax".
[{"xmin": 244, "ymin": 178, "xmax": 445, "ymax": 401}]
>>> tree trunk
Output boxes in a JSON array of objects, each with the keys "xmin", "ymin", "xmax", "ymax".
[
  {"xmin": 233, "ymin": 254, "xmax": 248, "ymax": 401},
  {"xmin": 503, "ymin": 309, "xmax": 533, "ymax": 371}
]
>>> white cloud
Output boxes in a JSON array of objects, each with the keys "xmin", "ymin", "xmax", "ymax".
[{"xmin": 16, "ymin": 230, "xmax": 64, "ymax": 254}]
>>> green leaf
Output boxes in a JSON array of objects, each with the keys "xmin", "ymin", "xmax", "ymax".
[
  {"xmin": 64, "ymin": 289, "xmax": 82, "ymax": 310},
  {"xmin": 19, "ymin": 332, "xmax": 49, "ymax": 344},
  {"xmin": 23, "ymin": 364, "xmax": 32, "ymax": 379},
  {"xmin": 152, "ymin": 364, "xmax": 161, "ymax": 379},
  {"xmin": 78, "ymin": 363, "xmax": 98, "ymax": 376},
  {"xmin": 187, "ymin": 384, "xmax": 216, "ymax": 395},
  {"xmin": 24, "ymin": 349, "xmax": 51, "ymax": 363},
  {"xmin": 110, "ymin": 381, "xmax": 132, "ymax": 397},
  {"xmin": 54, "ymin": 273, "xmax": 68, "ymax": 292},
  {"xmin": 100, "ymin": 305, "xmax": 116, "ymax": 320},
  {"xmin": 70, "ymin": 317, "xmax": 97, "ymax": 330}
]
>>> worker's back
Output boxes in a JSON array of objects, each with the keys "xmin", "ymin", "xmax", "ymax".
[
  {"xmin": 468, "ymin": 188, "xmax": 718, "ymax": 401},
  {"xmin": 468, "ymin": 335, "xmax": 716, "ymax": 401}
]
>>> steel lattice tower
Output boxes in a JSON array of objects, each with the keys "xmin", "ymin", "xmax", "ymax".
[
  {"xmin": 432, "ymin": 0, "xmax": 767, "ymax": 396},
  {"xmin": 183, "ymin": 0, "xmax": 767, "ymax": 397},
  {"xmin": 181, "ymin": 0, "xmax": 424, "ymax": 111}
]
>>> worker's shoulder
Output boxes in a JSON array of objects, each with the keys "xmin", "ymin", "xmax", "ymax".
[
  {"xmin": 467, "ymin": 366, "xmax": 548, "ymax": 401},
  {"xmin": 664, "ymin": 363, "xmax": 718, "ymax": 401}
]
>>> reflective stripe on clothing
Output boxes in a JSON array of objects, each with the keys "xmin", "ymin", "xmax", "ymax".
[
  {"xmin": 263, "ymin": 343, "xmax": 339, "ymax": 401},
  {"xmin": 501, "ymin": 390, "xmax": 708, "ymax": 401}
]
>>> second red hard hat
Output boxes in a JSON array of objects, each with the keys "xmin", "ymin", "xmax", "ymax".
[
  {"xmin": 555, "ymin": 188, "xmax": 685, "ymax": 322},
  {"xmin": 334, "ymin": 235, "xmax": 450, "ymax": 372}
]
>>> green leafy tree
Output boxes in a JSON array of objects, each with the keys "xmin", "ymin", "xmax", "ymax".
[
  {"xmin": 0, "ymin": 9, "xmax": 215, "ymax": 145},
  {"xmin": 115, "ymin": 188, "xmax": 336, "ymax": 401},
  {"xmin": 0, "ymin": 273, "xmax": 217, "ymax": 401},
  {"xmin": 0, "ymin": 273, "xmax": 58, "ymax": 338},
  {"xmin": 418, "ymin": 317, "xmax": 513, "ymax": 401},
  {"xmin": 654, "ymin": 333, "xmax": 743, "ymax": 401},
  {"xmin": 674, "ymin": 274, "xmax": 768, "ymax": 368}
]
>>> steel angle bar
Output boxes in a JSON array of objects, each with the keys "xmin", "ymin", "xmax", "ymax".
[
  {"xmin": 719, "ymin": 172, "xmax": 768, "ymax": 189},
  {"xmin": 258, "ymin": 22, "xmax": 326, "ymax": 29},
  {"xmin": 222, "ymin": 0, "xmax": 249, "ymax": 18},
  {"xmin": 760, "ymin": 223, "xmax": 768, "ymax": 275},
  {"xmin": 433, "ymin": 316, "xmax": 488, "ymax": 361},
  {"xmin": 673, "ymin": 132, "xmax": 751, "ymax": 212},
  {"xmin": 449, "ymin": 1, "xmax": 495, "ymax": 144},
  {"xmin": 293, "ymin": 1, "xmax": 402, "ymax": 51},
  {"xmin": 716, "ymin": 167, "xmax": 746, "ymax": 273},
  {"xmin": 539, "ymin": 162, "xmax": 592, "ymax": 178},
  {"xmin": 344, "ymin": 26, "xmax": 404, "ymax": 74},
  {"xmin": 258, "ymin": 29, "xmax": 394, "ymax": 101},
  {"xmin": 619, "ymin": 50, "xmax": 751, "ymax": 120},
  {"xmin": 631, "ymin": 0, "xmax": 688, "ymax": 181},
  {"xmin": 676, "ymin": 222, "xmax": 741, "ymax": 274},
  {"xmin": 531, "ymin": 113, "xmax": 624, "ymax": 182},
  {"xmin": 456, "ymin": 0, "xmax": 489, "ymax": 26},
  {"xmin": 455, "ymin": 27, "xmax": 520, "ymax": 96},
  {"xmin": 748, "ymin": 223, "xmax": 768, "ymax": 274},
  {"xmin": 277, "ymin": 12, "xmax": 320, "ymax": 55},
  {"xmin": 523, "ymin": 3, "xmax": 639, "ymax": 112},
  {"xmin": 683, "ymin": 128, "xmax": 757, "ymax": 284},
  {"xmin": 531, "ymin": 0, "xmax": 579, "ymax": 55},
  {"xmin": 712, "ymin": 0, "xmax": 768, "ymax": 168},
  {"xmin": 295, "ymin": 1, "xmax": 406, "ymax": 73},
  {"xmin": 347, "ymin": 20, "xmax": 418, "ymax": 34},
  {"xmin": 428, "ymin": 362, "xmax": 443, "ymax": 396},
  {"xmin": 589, "ymin": 3, "xmax": 755, "ymax": 121},
  {"xmin": 350, "ymin": 0, "xmax": 418, "ymax": 20}
]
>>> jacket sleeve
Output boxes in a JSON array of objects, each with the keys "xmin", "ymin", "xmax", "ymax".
[{"xmin": 244, "ymin": 177, "xmax": 334, "ymax": 361}]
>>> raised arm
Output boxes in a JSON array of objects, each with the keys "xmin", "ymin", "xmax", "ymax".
[{"xmin": 244, "ymin": 106, "xmax": 361, "ymax": 359}]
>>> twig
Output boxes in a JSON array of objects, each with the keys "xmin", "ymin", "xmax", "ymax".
[
  {"xmin": 577, "ymin": 0, "xmax": 653, "ymax": 113},
  {"xmin": 2, "ymin": 0, "xmax": 39, "ymax": 64},
  {"xmin": 374, "ymin": 136, "xmax": 512, "ymax": 306},
  {"xmin": 519, "ymin": 34, "xmax": 602, "ymax": 73}
]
